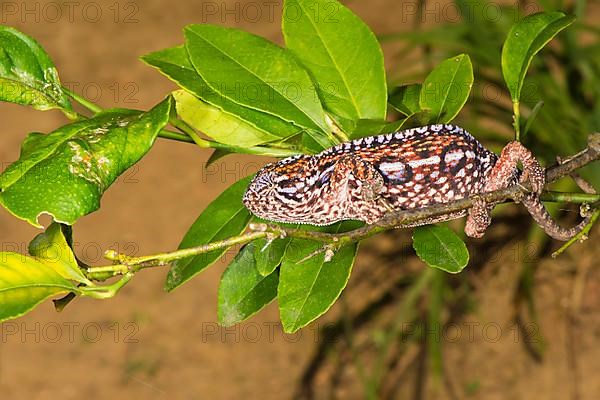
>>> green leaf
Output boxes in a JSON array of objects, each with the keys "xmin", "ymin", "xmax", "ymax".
[
  {"xmin": 0, "ymin": 97, "xmax": 171, "ymax": 227},
  {"xmin": 419, "ymin": 54, "xmax": 473, "ymax": 123},
  {"xmin": 282, "ymin": 0, "xmax": 387, "ymax": 122},
  {"xmin": 502, "ymin": 12, "xmax": 575, "ymax": 102},
  {"xmin": 218, "ymin": 242, "xmax": 279, "ymax": 326},
  {"xmin": 389, "ymin": 84, "xmax": 422, "ymax": 116},
  {"xmin": 0, "ymin": 26, "xmax": 73, "ymax": 116},
  {"xmin": 142, "ymin": 46, "xmax": 301, "ymax": 139},
  {"xmin": 184, "ymin": 24, "xmax": 330, "ymax": 134},
  {"xmin": 412, "ymin": 225, "xmax": 469, "ymax": 273},
  {"xmin": 173, "ymin": 90, "xmax": 281, "ymax": 147},
  {"xmin": 28, "ymin": 222, "xmax": 91, "ymax": 285},
  {"xmin": 165, "ymin": 176, "xmax": 253, "ymax": 291},
  {"xmin": 278, "ymin": 222, "xmax": 358, "ymax": 333},
  {"xmin": 254, "ymin": 236, "xmax": 293, "ymax": 276},
  {"xmin": 0, "ymin": 252, "xmax": 79, "ymax": 322}
]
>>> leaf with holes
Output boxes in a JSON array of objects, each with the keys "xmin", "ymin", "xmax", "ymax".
[{"xmin": 0, "ymin": 97, "xmax": 171, "ymax": 227}]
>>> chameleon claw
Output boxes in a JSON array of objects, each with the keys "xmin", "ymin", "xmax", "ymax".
[{"xmin": 580, "ymin": 203, "xmax": 592, "ymax": 218}]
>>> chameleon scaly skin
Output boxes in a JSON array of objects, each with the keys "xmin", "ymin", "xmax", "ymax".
[{"xmin": 243, "ymin": 124, "xmax": 589, "ymax": 240}]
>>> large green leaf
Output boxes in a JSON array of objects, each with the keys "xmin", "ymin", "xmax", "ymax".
[
  {"xmin": 0, "ymin": 26, "xmax": 73, "ymax": 116},
  {"xmin": 0, "ymin": 97, "xmax": 171, "ymax": 227},
  {"xmin": 174, "ymin": 90, "xmax": 282, "ymax": 147},
  {"xmin": 419, "ymin": 54, "xmax": 473, "ymax": 123},
  {"xmin": 278, "ymin": 222, "xmax": 359, "ymax": 333},
  {"xmin": 141, "ymin": 46, "xmax": 301, "ymax": 139},
  {"xmin": 218, "ymin": 242, "xmax": 279, "ymax": 326},
  {"xmin": 165, "ymin": 176, "xmax": 253, "ymax": 291},
  {"xmin": 282, "ymin": 0, "xmax": 387, "ymax": 122},
  {"xmin": 0, "ymin": 252, "xmax": 79, "ymax": 322},
  {"xmin": 412, "ymin": 225, "xmax": 469, "ymax": 273},
  {"xmin": 28, "ymin": 222, "xmax": 90, "ymax": 285},
  {"xmin": 502, "ymin": 12, "xmax": 575, "ymax": 103},
  {"xmin": 184, "ymin": 24, "xmax": 330, "ymax": 134}
]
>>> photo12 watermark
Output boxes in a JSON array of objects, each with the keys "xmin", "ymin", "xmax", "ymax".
[
  {"xmin": 0, "ymin": 2, "xmax": 140, "ymax": 24},
  {"xmin": 0, "ymin": 321, "xmax": 139, "ymax": 344},
  {"xmin": 397, "ymin": 1, "xmax": 542, "ymax": 24}
]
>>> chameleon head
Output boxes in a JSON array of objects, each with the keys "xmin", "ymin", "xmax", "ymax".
[{"xmin": 243, "ymin": 154, "xmax": 324, "ymax": 224}]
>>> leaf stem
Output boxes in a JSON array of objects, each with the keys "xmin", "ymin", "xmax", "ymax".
[
  {"xmin": 157, "ymin": 129, "xmax": 196, "ymax": 143},
  {"xmin": 513, "ymin": 100, "xmax": 521, "ymax": 141},
  {"xmin": 80, "ymin": 273, "xmax": 134, "ymax": 299},
  {"xmin": 62, "ymin": 86, "xmax": 103, "ymax": 114}
]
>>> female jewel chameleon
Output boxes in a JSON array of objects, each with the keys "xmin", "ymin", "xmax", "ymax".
[{"xmin": 243, "ymin": 124, "xmax": 590, "ymax": 240}]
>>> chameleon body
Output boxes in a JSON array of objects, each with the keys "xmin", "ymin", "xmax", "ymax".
[{"xmin": 243, "ymin": 124, "xmax": 588, "ymax": 240}]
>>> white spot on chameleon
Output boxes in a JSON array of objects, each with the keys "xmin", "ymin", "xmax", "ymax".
[
  {"xmin": 444, "ymin": 149, "xmax": 464, "ymax": 163},
  {"xmin": 408, "ymin": 155, "xmax": 440, "ymax": 168}
]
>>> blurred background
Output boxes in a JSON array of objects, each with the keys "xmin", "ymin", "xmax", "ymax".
[{"xmin": 0, "ymin": 0, "xmax": 599, "ymax": 399}]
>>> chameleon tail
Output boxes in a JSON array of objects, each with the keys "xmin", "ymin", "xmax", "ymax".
[{"xmin": 522, "ymin": 194, "xmax": 592, "ymax": 241}]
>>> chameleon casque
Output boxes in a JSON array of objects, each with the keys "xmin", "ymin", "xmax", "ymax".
[{"xmin": 243, "ymin": 124, "xmax": 589, "ymax": 240}]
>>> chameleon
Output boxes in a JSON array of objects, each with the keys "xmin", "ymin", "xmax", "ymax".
[{"xmin": 243, "ymin": 124, "xmax": 590, "ymax": 240}]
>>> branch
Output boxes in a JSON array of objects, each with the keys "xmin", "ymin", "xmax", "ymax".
[{"xmin": 87, "ymin": 133, "xmax": 600, "ymax": 280}]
